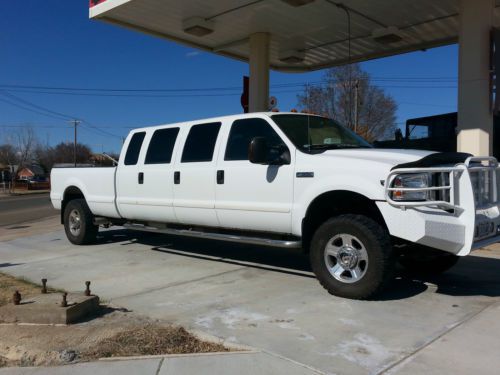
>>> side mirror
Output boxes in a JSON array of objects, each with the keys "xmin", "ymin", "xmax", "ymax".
[
  {"xmin": 248, "ymin": 137, "xmax": 269, "ymax": 164},
  {"xmin": 275, "ymin": 148, "xmax": 291, "ymax": 165}
]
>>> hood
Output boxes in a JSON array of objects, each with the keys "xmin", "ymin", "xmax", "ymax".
[{"xmin": 320, "ymin": 148, "xmax": 434, "ymax": 168}]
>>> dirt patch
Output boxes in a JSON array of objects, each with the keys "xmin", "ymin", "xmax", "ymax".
[
  {"xmin": 0, "ymin": 309, "xmax": 230, "ymax": 367},
  {"xmin": 0, "ymin": 273, "xmax": 230, "ymax": 368},
  {"xmin": 0, "ymin": 273, "xmax": 46, "ymax": 307},
  {"xmin": 85, "ymin": 325, "xmax": 228, "ymax": 359}
]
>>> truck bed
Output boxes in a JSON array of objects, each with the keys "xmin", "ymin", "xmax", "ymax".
[{"xmin": 50, "ymin": 167, "xmax": 120, "ymax": 219}]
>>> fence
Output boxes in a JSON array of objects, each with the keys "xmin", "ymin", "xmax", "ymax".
[{"xmin": 11, "ymin": 180, "xmax": 51, "ymax": 191}]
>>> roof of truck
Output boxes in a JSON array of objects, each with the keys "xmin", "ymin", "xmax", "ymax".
[{"xmin": 128, "ymin": 111, "xmax": 320, "ymax": 133}]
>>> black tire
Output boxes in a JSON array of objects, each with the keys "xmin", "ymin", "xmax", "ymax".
[
  {"xmin": 309, "ymin": 214, "xmax": 395, "ymax": 300},
  {"xmin": 63, "ymin": 199, "xmax": 98, "ymax": 245},
  {"xmin": 399, "ymin": 246, "xmax": 459, "ymax": 275}
]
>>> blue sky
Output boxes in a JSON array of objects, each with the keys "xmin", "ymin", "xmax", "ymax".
[{"xmin": 0, "ymin": 1, "xmax": 457, "ymax": 153}]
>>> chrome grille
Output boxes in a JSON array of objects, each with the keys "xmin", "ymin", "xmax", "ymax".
[
  {"xmin": 385, "ymin": 156, "xmax": 499, "ymax": 212},
  {"xmin": 467, "ymin": 159, "xmax": 499, "ymax": 209}
]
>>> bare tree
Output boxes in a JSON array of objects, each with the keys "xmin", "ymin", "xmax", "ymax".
[
  {"xmin": 37, "ymin": 142, "xmax": 93, "ymax": 171},
  {"xmin": 1, "ymin": 125, "xmax": 38, "ymax": 172},
  {"xmin": 0, "ymin": 144, "xmax": 16, "ymax": 167},
  {"xmin": 9, "ymin": 126, "xmax": 37, "ymax": 169},
  {"xmin": 0, "ymin": 126, "xmax": 38, "ymax": 191},
  {"xmin": 297, "ymin": 64, "xmax": 397, "ymax": 142}
]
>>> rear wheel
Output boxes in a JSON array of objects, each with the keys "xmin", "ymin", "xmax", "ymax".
[
  {"xmin": 63, "ymin": 199, "xmax": 98, "ymax": 245},
  {"xmin": 309, "ymin": 214, "xmax": 395, "ymax": 300},
  {"xmin": 399, "ymin": 246, "xmax": 459, "ymax": 275}
]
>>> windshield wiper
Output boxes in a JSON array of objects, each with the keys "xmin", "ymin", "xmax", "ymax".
[{"xmin": 308, "ymin": 144, "xmax": 370, "ymax": 150}]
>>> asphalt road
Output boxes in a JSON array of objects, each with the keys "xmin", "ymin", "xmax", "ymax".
[{"xmin": 0, "ymin": 193, "xmax": 57, "ymax": 227}]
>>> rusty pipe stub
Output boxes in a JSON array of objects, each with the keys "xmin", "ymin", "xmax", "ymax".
[
  {"xmin": 13, "ymin": 291, "xmax": 21, "ymax": 305},
  {"xmin": 41, "ymin": 278, "xmax": 47, "ymax": 294},
  {"xmin": 61, "ymin": 293, "xmax": 68, "ymax": 308}
]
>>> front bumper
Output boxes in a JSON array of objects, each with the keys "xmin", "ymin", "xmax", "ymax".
[{"xmin": 379, "ymin": 157, "xmax": 500, "ymax": 256}]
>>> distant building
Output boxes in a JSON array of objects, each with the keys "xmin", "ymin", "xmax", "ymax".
[{"xmin": 16, "ymin": 165, "xmax": 47, "ymax": 181}]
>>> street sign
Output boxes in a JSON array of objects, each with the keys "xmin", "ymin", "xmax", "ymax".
[{"xmin": 269, "ymin": 96, "xmax": 278, "ymax": 110}]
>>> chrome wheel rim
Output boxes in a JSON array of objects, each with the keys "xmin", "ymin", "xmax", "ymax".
[
  {"xmin": 324, "ymin": 234, "xmax": 368, "ymax": 284},
  {"xmin": 68, "ymin": 209, "xmax": 81, "ymax": 236}
]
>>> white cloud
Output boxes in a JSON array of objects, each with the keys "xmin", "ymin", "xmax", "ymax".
[{"xmin": 185, "ymin": 51, "xmax": 201, "ymax": 58}]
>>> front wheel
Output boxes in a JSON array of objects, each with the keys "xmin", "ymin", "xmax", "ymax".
[
  {"xmin": 64, "ymin": 199, "xmax": 98, "ymax": 245},
  {"xmin": 309, "ymin": 215, "xmax": 395, "ymax": 300}
]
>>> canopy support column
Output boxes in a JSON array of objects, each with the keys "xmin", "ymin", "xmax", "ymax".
[
  {"xmin": 249, "ymin": 32, "xmax": 270, "ymax": 112},
  {"xmin": 457, "ymin": 0, "xmax": 494, "ymax": 156}
]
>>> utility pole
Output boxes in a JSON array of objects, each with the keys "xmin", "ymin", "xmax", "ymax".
[
  {"xmin": 69, "ymin": 120, "xmax": 81, "ymax": 167},
  {"xmin": 354, "ymin": 81, "xmax": 359, "ymax": 134}
]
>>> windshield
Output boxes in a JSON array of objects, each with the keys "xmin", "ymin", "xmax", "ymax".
[{"xmin": 271, "ymin": 114, "xmax": 372, "ymax": 153}]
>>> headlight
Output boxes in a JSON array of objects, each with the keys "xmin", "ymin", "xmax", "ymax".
[{"xmin": 391, "ymin": 173, "xmax": 429, "ymax": 201}]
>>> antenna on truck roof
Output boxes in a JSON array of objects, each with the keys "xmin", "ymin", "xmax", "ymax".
[{"xmin": 101, "ymin": 152, "xmax": 118, "ymax": 166}]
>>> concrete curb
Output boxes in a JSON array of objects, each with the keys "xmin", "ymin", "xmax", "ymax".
[
  {"xmin": 0, "ymin": 191, "xmax": 50, "ymax": 199},
  {"xmin": 0, "ymin": 351, "xmax": 324, "ymax": 375},
  {"xmin": 98, "ymin": 350, "xmax": 260, "ymax": 362}
]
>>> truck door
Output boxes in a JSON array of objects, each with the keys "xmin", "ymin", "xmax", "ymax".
[
  {"xmin": 172, "ymin": 122, "xmax": 222, "ymax": 226},
  {"xmin": 215, "ymin": 117, "xmax": 294, "ymax": 233},
  {"xmin": 133, "ymin": 126, "xmax": 180, "ymax": 223},
  {"xmin": 116, "ymin": 131, "xmax": 146, "ymax": 219}
]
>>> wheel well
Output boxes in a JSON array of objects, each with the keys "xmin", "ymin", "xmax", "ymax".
[
  {"xmin": 61, "ymin": 186, "xmax": 85, "ymax": 224},
  {"xmin": 302, "ymin": 190, "xmax": 386, "ymax": 252}
]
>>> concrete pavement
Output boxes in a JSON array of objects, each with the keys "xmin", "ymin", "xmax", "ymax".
[
  {"xmin": 386, "ymin": 301, "xmax": 500, "ymax": 374},
  {"xmin": 1, "ymin": 220, "xmax": 500, "ymax": 374},
  {"xmin": 0, "ymin": 352, "xmax": 322, "ymax": 375}
]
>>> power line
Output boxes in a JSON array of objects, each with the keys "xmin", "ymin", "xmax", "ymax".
[
  {"xmin": 0, "ymin": 91, "xmax": 76, "ymax": 121},
  {"xmin": 0, "ymin": 124, "xmax": 72, "ymax": 128},
  {"xmin": 0, "ymin": 84, "xmax": 457, "ymax": 99},
  {"xmin": 81, "ymin": 120, "xmax": 123, "ymax": 139},
  {"xmin": 0, "ymin": 76, "xmax": 458, "ymax": 93},
  {"xmin": 0, "ymin": 96, "xmax": 70, "ymax": 121},
  {"xmin": 399, "ymin": 101, "xmax": 456, "ymax": 108},
  {"xmin": 0, "ymin": 90, "xmax": 123, "ymax": 139}
]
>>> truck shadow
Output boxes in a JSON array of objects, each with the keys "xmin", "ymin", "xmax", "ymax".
[{"xmin": 95, "ymin": 229, "xmax": 500, "ymax": 301}]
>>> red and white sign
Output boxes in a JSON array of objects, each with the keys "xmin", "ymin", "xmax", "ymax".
[{"xmin": 89, "ymin": 0, "xmax": 107, "ymax": 8}]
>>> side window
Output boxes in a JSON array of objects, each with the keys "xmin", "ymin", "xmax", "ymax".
[
  {"xmin": 225, "ymin": 118, "xmax": 285, "ymax": 161},
  {"xmin": 145, "ymin": 127, "xmax": 179, "ymax": 164},
  {"xmin": 124, "ymin": 132, "xmax": 145, "ymax": 165},
  {"xmin": 181, "ymin": 122, "xmax": 221, "ymax": 163}
]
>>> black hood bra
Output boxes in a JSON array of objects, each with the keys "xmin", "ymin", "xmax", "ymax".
[{"xmin": 391, "ymin": 152, "xmax": 472, "ymax": 171}]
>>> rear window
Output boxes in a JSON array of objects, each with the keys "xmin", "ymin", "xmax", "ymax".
[
  {"xmin": 145, "ymin": 127, "xmax": 179, "ymax": 164},
  {"xmin": 181, "ymin": 122, "xmax": 221, "ymax": 163},
  {"xmin": 124, "ymin": 132, "xmax": 145, "ymax": 165}
]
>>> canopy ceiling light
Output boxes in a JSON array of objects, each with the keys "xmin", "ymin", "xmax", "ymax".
[
  {"xmin": 280, "ymin": 0, "xmax": 316, "ymax": 7},
  {"xmin": 182, "ymin": 17, "xmax": 214, "ymax": 37},
  {"xmin": 371, "ymin": 26, "xmax": 403, "ymax": 44},
  {"xmin": 279, "ymin": 49, "xmax": 305, "ymax": 64}
]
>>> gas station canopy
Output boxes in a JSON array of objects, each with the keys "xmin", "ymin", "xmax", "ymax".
[
  {"xmin": 90, "ymin": 0, "xmax": 498, "ymax": 156},
  {"xmin": 90, "ymin": 0, "xmax": 500, "ymax": 72}
]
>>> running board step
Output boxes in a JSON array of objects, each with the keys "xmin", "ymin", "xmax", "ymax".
[{"xmin": 123, "ymin": 223, "xmax": 302, "ymax": 249}]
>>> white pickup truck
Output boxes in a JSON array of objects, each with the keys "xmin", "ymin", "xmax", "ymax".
[{"xmin": 51, "ymin": 112, "xmax": 500, "ymax": 299}]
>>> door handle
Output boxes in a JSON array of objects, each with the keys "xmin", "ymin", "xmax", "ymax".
[
  {"xmin": 216, "ymin": 170, "xmax": 224, "ymax": 184},
  {"xmin": 174, "ymin": 171, "xmax": 180, "ymax": 184},
  {"xmin": 138, "ymin": 172, "xmax": 144, "ymax": 184}
]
